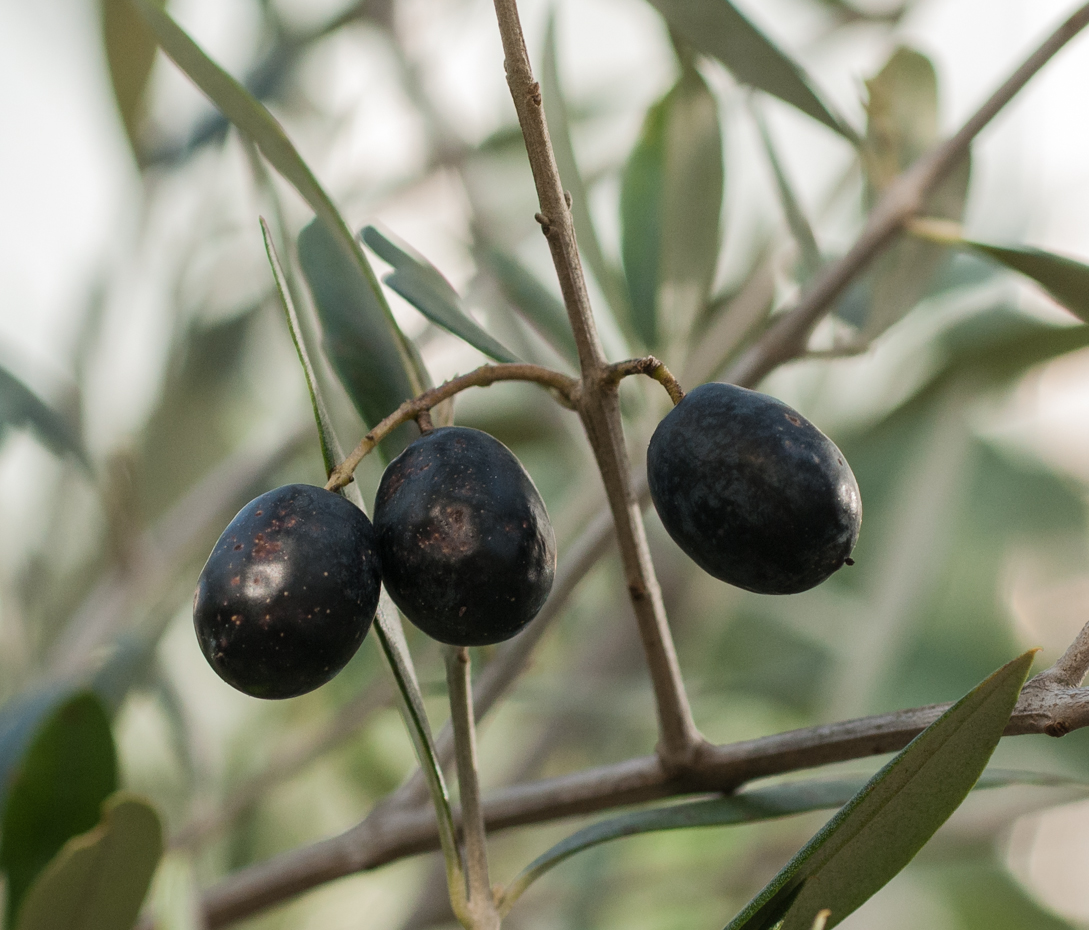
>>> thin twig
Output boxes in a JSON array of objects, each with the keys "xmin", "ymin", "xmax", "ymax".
[
  {"xmin": 490, "ymin": 0, "xmax": 702, "ymax": 768},
  {"xmin": 324, "ymin": 363, "xmax": 579, "ymax": 491},
  {"xmin": 606, "ymin": 357, "xmax": 686, "ymax": 405},
  {"xmin": 445, "ymin": 648, "xmax": 499, "ymax": 930},
  {"xmin": 726, "ymin": 2, "xmax": 1089, "ymax": 387}
]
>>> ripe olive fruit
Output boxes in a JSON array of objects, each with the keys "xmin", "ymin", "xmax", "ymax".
[
  {"xmin": 647, "ymin": 383, "xmax": 861, "ymax": 595},
  {"xmin": 374, "ymin": 426, "xmax": 556, "ymax": 646},
  {"xmin": 193, "ymin": 484, "xmax": 381, "ymax": 699}
]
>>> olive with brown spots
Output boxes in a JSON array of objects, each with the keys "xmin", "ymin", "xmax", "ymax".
[
  {"xmin": 374, "ymin": 426, "xmax": 556, "ymax": 645},
  {"xmin": 647, "ymin": 383, "xmax": 861, "ymax": 595},
  {"xmin": 193, "ymin": 484, "xmax": 381, "ymax": 698}
]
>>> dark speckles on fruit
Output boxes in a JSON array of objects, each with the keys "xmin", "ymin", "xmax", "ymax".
[
  {"xmin": 375, "ymin": 426, "xmax": 556, "ymax": 646},
  {"xmin": 193, "ymin": 484, "xmax": 382, "ymax": 699},
  {"xmin": 647, "ymin": 383, "xmax": 861, "ymax": 595}
]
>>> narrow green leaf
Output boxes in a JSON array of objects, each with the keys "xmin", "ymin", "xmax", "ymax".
[
  {"xmin": 964, "ymin": 242, "xmax": 1089, "ymax": 323},
  {"xmin": 100, "ymin": 0, "xmax": 160, "ymax": 160},
  {"xmin": 621, "ymin": 65, "xmax": 723, "ymax": 348},
  {"xmin": 473, "ymin": 244, "xmax": 580, "ymax": 366},
  {"xmin": 261, "ymin": 219, "xmax": 338, "ymax": 476},
  {"xmin": 361, "ymin": 226, "xmax": 522, "ymax": 364},
  {"xmin": 0, "ymin": 693, "xmax": 118, "ymax": 927},
  {"xmin": 0, "ymin": 366, "xmax": 89, "ymax": 469},
  {"xmin": 541, "ymin": 14, "xmax": 631, "ymax": 328},
  {"xmin": 132, "ymin": 0, "xmax": 428, "ymax": 411},
  {"xmin": 725, "ymin": 650, "xmax": 1035, "ymax": 930},
  {"xmin": 16, "ymin": 794, "xmax": 163, "ymax": 930},
  {"xmin": 751, "ymin": 102, "xmax": 821, "ymax": 280},
  {"xmin": 855, "ymin": 48, "xmax": 970, "ymax": 336},
  {"xmin": 372, "ymin": 600, "xmax": 463, "ymax": 891},
  {"xmin": 500, "ymin": 765, "xmax": 1077, "ymax": 913},
  {"xmin": 298, "ymin": 219, "xmax": 424, "ymax": 462},
  {"xmin": 645, "ymin": 0, "xmax": 855, "ymax": 140},
  {"xmin": 620, "ymin": 97, "xmax": 665, "ymax": 347}
]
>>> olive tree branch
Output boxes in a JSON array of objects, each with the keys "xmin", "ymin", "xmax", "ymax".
[
  {"xmin": 726, "ymin": 1, "xmax": 1089, "ymax": 388},
  {"xmin": 186, "ymin": 631, "xmax": 1089, "ymax": 928},
  {"xmin": 606, "ymin": 357, "xmax": 686, "ymax": 405},
  {"xmin": 490, "ymin": 0, "xmax": 703, "ymax": 768},
  {"xmin": 324, "ymin": 363, "xmax": 579, "ymax": 492},
  {"xmin": 445, "ymin": 647, "xmax": 500, "ymax": 930}
]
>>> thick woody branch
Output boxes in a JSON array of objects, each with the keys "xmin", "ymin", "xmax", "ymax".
[
  {"xmin": 491, "ymin": 0, "xmax": 702, "ymax": 767},
  {"xmin": 727, "ymin": 2, "xmax": 1089, "ymax": 388},
  {"xmin": 192, "ymin": 647, "xmax": 1089, "ymax": 928}
]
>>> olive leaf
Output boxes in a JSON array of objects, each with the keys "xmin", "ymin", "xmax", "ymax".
[
  {"xmin": 100, "ymin": 0, "xmax": 161, "ymax": 160},
  {"xmin": 298, "ymin": 218, "xmax": 425, "ymax": 462},
  {"xmin": 645, "ymin": 0, "xmax": 855, "ymax": 141},
  {"xmin": 541, "ymin": 13, "xmax": 631, "ymax": 330},
  {"xmin": 0, "ymin": 693, "xmax": 118, "ymax": 928},
  {"xmin": 751, "ymin": 102, "xmax": 821, "ymax": 280},
  {"xmin": 908, "ymin": 226, "xmax": 1089, "ymax": 324},
  {"xmin": 724, "ymin": 650, "xmax": 1035, "ymax": 930},
  {"xmin": 372, "ymin": 602, "xmax": 464, "ymax": 896},
  {"xmin": 15, "ymin": 794, "xmax": 162, "ymax": 930},
  {"xmin": 0, "ymin": 365, "xmax": 89, "ymax": 470},
  {"xmin": 360, "ymin": 226, "xmax": 522, "ymax": 364},
  {"xmin": 850, "ymin": 47, "xmax": 971, "ymax": 337},
  {"xmin": 473, "ymin": 242, "xmax": 579, "ymax": 366},
  {"xmin": 621, "ymin": 64, "xmax": 723, "ymax": 349},
  {"xmin": 499, "ymin": 766, "xmax": 1082, "ymax": 915},
  {"xmin": 261, "ymin": 219, "xmax": 339, "ymax": 476}
]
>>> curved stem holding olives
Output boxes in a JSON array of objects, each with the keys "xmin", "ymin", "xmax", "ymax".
[
  {"xmin": 606, "ymin": 356, "xmax": 686, "ymax": 406},
  {"xmin": 325, "ymin": 363, "xmax": 579, "ymax": 492}
]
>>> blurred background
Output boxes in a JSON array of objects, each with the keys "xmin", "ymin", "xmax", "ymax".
[{"xmin": 5, "ymin": 0, "xmax": 1089, "ymax": 927}]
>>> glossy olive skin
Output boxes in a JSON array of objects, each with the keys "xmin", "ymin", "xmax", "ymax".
[
  {"xmin": 647, "ymin": 383, "xmax": 861, "ymax": 595},
  {"xmin": 193, "ymin": 484, "xmax": 381, "ymax": 699},
  {"xmin": 375, "ymin": 427, "xmax": 556, "ymax": 646}
]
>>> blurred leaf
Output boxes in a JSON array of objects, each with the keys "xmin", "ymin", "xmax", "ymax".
[
  {"xmin": 16, "ymin": 794, "xmax": 162, "ymax": 930},
  {"xmin": 936, "ymin": 860, "xmax": 1079, "ymax": 930},
  {"xmin": 964, "ymin": 242, "xmax": 1089, "ymax": 323},
  {"xmin": 0, "ymin": 693, "xmax": 117, "ymax": 927},
  {"xmin": 474, "ymin": 243, "xmax": 579, "ymax": 366},
  {"xmin": 298, "ymin": 219, "xmax": 426, "ymax": 462},
  {"xmin": 541, "ymin": 14, "xmax": 631, "ymax": 329},
  {"xmin": 132, "ymin": 0, "xmax": 427, "ymax": 407},
  {"xmin": 751, "ymin": 102, "xmax": 821, "ymax": 279},
  {"xmin": 621, "ymin": 64, "xmax": 723, "ymax": 348},
  {"xmin": 853, "ymin": 48, "xmax": 970, "ymax": 336},
  {"xmin": 724, "ymin": 651, "xmax": 1034, "ymax": 930},
  {"xmin": 501, "ymin": 765, "xmax": 1081, "ymax": 912},
  {"xmin": 0, "ymin": 365, "xmax": 88, "ymax": 469},
  {"xmin": 261, "ymin": 219, "xmax": 338, "ymax": 475},
  {"xmin": 645, "ymin": 0, "xmax": 855, "ymax": 140},
  {"xmin": 372, "ymin": 600, "xmax": 463, "ymax": 892},
  {"xmin": 361, "ymin": 226, "xmax": 522, "ymax": 364},
  {"xmin": 100, "ymin": 0, "xmax": 160, "ymax": 160}
]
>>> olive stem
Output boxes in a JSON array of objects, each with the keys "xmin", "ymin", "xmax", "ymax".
[
  {"xmin": 445, "ymin": 647, "xmax": 500, "ymax": 930},
  {"xmin": 324, "ymin": 363, "xmax": 579, "ymax": 492},
  {"xmin": 416, "ymin": 409, "xmax": 435, "ymax": 434},
  {"xmin": 726, "ymin": 1, "xmax": 1089, "ymax": 388},
  {"xmin": 606, "ymin": 357, "xmax": 686, "ymax": 406},
  {"xmin": 490, "ymin": 0, "xmax": 704, "ymax": 770}
]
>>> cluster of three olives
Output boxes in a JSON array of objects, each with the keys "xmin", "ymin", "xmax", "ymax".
[
  {"xmin": 193, "ymin": 427, "xmax": 556, "ymax": 699},
  {"xmin": 194, "ymin": 384, "xmax": 861, "ymax": 699}
]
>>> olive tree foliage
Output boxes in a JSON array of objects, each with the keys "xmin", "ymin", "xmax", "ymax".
[{"xmin": 6, "ymin": 0, "xmax": 1089, "ymax": 928}]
